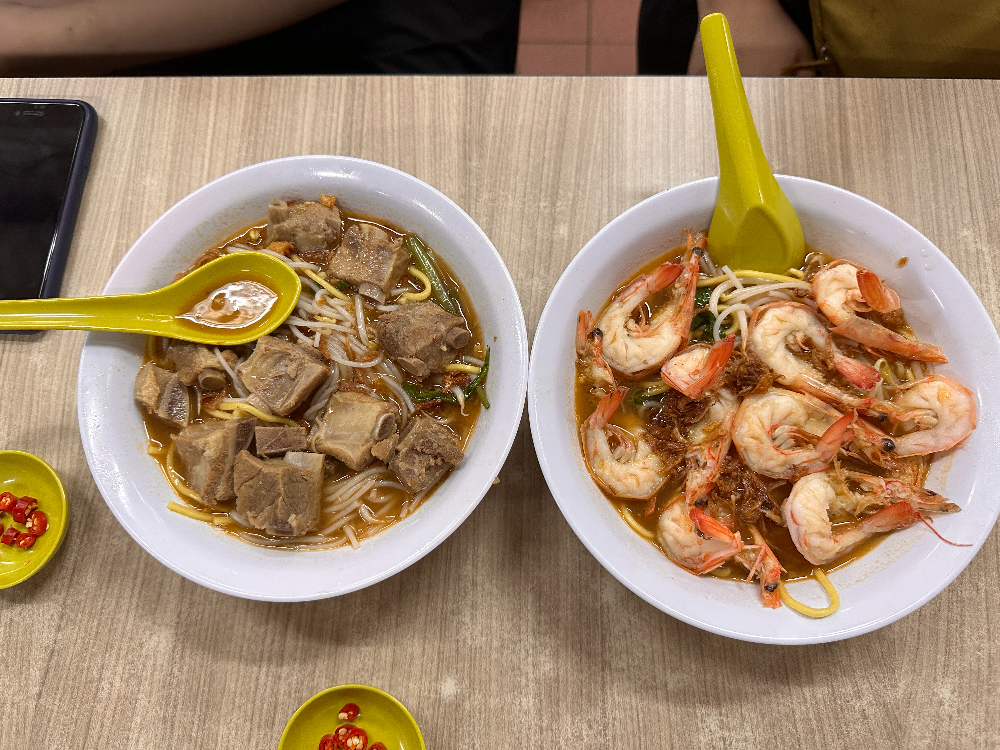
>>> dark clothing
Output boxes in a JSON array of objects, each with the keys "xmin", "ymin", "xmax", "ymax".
[
  {"xmin": 637, "ymin": 0, "xmax": 813, "ymax": 75},
  {"xmin": 117, "ymin": 0, "xmax": 521, "ymax": 76}
]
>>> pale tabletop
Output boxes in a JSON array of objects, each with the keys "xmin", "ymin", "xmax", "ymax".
[{"xmin": 1, "ymin": 75, "xmax": 999, "ymax": 750}]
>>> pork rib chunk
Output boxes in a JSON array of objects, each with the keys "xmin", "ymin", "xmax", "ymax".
[
  {"xmin": 234, "ymin": 450, "xmax": 324, "ymax": 536},
  {"xmin": 135, "ymin": 362, "xmax": 190, "ymax": 429},
  {"xmin": 236, "ymin": 336, "xmax": 329, "ymax": 416},
  {"xmin": 168, "ymin": 342, "xmax": 236, "ymax": 391},
  {"xmin": 327, "ymin": 224, "xmax": 410, "ymax": 303},
  {"xmin": 376, "ymin": 301, "xmax": 471, "ymax": 379},
  {"xmin": 312, "ymin": 392, "xmax": 398, "ymax": 471},
  {"xmin": 255, "ymin": 425, "xmax": 309, "ymax": 457},
  {"xmin": 266, "ymin": 198, "xmax": 341, "ymax": 256},
  {"xmin": 173, "ymin": 417, "xmax": 255, "ymax": 504},
  {"xmin": 389, "ymin": 414, "xmax": 464, "ymax": 493}
]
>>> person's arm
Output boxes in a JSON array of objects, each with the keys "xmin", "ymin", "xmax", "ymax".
[
  {"xmin": 687, "ymin": 0, "xmax": 815, "ymax": 76},
  {"xmin": 0, "ymin": 0, "xmax": 346, "ymax": 76}
]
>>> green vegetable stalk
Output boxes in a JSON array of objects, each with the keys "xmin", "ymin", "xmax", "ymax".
[
  {"xmin": 464, "ymin": 347, "xmax": 490, "ymax": 408},
  {"xmin": 402, "ymin": 382, "xmax": 459, "ymax": 404},
  {"xmin": 404, "ymin": 235, "xmax": 459, "ymax": 315}
]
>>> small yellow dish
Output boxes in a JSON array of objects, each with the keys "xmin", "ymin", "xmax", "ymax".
[
  {"xmin": 0, "ymin": 451, "xmax": 69, "ymax": 589},
  {"xmin": 279, "ymin": 684, "xmax": 425, "ymax": 750}
]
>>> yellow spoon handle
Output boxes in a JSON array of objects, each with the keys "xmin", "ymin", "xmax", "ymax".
[
  {"xmin": 0, "ymin": 292, "xmax": 173, "ymax": 334},
  {"xmin": 701, "ymin": 13, "xmax": 779, "ymax": 213}
]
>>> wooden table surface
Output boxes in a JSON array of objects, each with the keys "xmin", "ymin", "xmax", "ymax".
[{"xmin": 1, "ymin": 75, "xmax": 999, "ymax": 749}]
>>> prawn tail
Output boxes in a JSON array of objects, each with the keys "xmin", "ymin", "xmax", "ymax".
[
  {"xmin": 812, "ymin": 412, "xmax": 856, "ymax": 466},
  {"xmin": 830, "ymin": 316, "xmax": 948, "ymax": 363},
  {"xmin": 588, "ymin": 386, "xmax": 628, "ymax": 430},
  {"xmin": 833, "ymin": 354, "xmax": 881, "ymax": 391},
  {"xmin": 857, "ymin": 269, "xmax": 901, "ymax": 313},
  {"xmin": 646, "ymin": 261, "xmax": 685, "ymax": 294}
]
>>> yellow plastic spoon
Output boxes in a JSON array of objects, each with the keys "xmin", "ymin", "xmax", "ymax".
[
  {"xmin": 0, "ymin": 251, "xmax": 301, "ymax": 346},
  {"xmin": 701, "ymin": 12, "xmax": 805, "ymax": 274}
]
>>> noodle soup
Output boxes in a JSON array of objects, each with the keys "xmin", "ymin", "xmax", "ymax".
[{"xmin": 136, "ymin": 195, "xmax": 488, "ymax": 551}]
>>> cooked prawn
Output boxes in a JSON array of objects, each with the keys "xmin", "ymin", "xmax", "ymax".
[
  {"xmin": 583, "ymin": 387, "xmax": 668, "ymax": 499},
  {"xmin": 813, "ymin": 260, "xmax": 946, "ymax": 362},
  {"xmin": 576, "ymin": 310, "xmax": 616, "ymax": 392},
  {"xmin": 684, "ymin": 387, "xmax": 738, "ymax": 504},
  {"xmin": 598, "ymin": 253, "xmax": 699, "ymax": 376},
  {"xmin": 657, "ymin": 498, "xmax": 743, "ymax": 574},
  {"xmin": 835, "ymin": 470, "xmax": 960, "ymax": 516},
  {"xmin": 889, "ymin": 375, "xmax": 977, "ymax": 456},
  {"xmin": 731, "ymin": 388, "xmax": 856, "ymax": 480},
  {"xmin": 783, "ymin": 470, "xmax": 956, "ymax": 565},
  {"xmin": 660, "ymin": 335, "xmax": 735, "ymax": 399}
]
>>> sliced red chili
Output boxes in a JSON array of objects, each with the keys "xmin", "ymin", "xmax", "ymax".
[
  {"xmin": 11, "ymin": 497, "xmax": 38, "ymax": 525},
  {"xmin": 333, "ymin": 724, "xmax": 356, "ymax": 748},
  {"xmin": 24, "ymin": 511, "xmax": 48, "ymax": 535},
  {"xmin": 0, "ymin": 526, "xmax": 18, "ymax": 545},
  {"xmin": 370, "ymin": 744, "xmax": 387, "ymax": 750},
  {"xmin": 16, "ymin": 533, "xmax": 36, "ymax": 549},
  {"xmin": 0, "ymin": 492, "xmax": 16, "ymax": 513},
  {"xmin": 343, "ymin": 727, "xmax": 368, "ymax": 750},
  {"xmin": 338, "ymin": 703, "xmax": 360, "ymax": 721},
  {"xmin": 318, "ymin": 733, "xmax": 337, "ymax": 750}
]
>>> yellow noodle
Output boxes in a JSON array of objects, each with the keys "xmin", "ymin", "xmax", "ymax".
[
  {"xmin": 203, "ymin": 408, "xmax": 234, "ymax": 420},
  {"xmin": 697, "ymin": 270, "xmax": 802, "ymax": 287},
  {"xmin": 785, "ymin": 268, "xmax": 805, "ymax": 279},
  {"xmin": 167, "ymin": 501, "xmax": 213, "ymax": 523},
  {"xmin": 620, "ymin": 507, "xmax": 657, "ymax": 540},
  {"xmin": 778, "ymin": 569, "xmax": 840, "ymax": 618},
  {"xmin": 215, "ymin": 401, "xmax": 298, "ymax": 426},
  {"xmin": 296, "ymin": 260, "xmax": 350, "ymax": 301},
  {"xmin": 165, "ymin": 445, "xmax": 202, "ymax": 502},
  {"xmin": 399, "ymin": 266, "xmax": 432, "ymax": 302},
  {"xmin": 443, "ymin": 363, "xmax": 481, "ymax": 374}
]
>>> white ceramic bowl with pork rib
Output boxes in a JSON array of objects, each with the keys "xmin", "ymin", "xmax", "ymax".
[
  {"xmin": 528, "ymin": 175, "xmax": 1000, "ymax": 644},
  {"xmin": 78, "ymin": 155, "xmax": 528, "ymax": 601}
]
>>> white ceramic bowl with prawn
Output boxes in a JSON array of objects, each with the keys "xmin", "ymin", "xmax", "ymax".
[
  {"xmin": 78, "ymin": 155, "xmax": 528, "ymax": 601},
  {"xmin": 528, "ymin": 175, "xmax": 1000, "ymax": 644}
]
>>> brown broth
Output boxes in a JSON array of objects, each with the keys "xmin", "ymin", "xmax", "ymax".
[
  {"xmin": 574, "ymin": 241, "xmax": 931, "ymax": 587},
  {"xmin": 142, "ymin": 200, "xmax": 484, "ymax": 549}
]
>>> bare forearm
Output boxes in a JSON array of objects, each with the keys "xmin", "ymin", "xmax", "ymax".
[{"xmin": 0, "ymin": 0, "xmax": 345, "ymax": 74}]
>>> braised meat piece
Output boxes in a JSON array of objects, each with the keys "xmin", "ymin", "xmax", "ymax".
[
  {"xmin": 326, "ymin": 224, "xmax": 410, "ymax": 303},
  {"xmin": 312, "ymin": 392, "xmax": 398, "ymax": 470},
  {"xmin": 167, "ymin": 343, "xmax": 236, "ymax": 390},
  {"xmin": 266, "ymin": 198, "xmax": 341, "ymax": 255},
  {"xmin": 255, "ymin": 425, "xmax": 309, "ymax": 457},
  {"xmin": 376, "ymin": 301, "xmax": 471, "ymax": 379},
  {"xmin": 134, "ymin": 362, "xmax": 190, "ymax": 429},
  {"xmin": 174, "ymin": 417, "xmax": 254, "ymax": 504},
  {"xmin": 236, "ymin": 336, "xmax": 329, "ymax": 416},
  {"xmin": 389, "ymin": 414, "xmax": 464, "ymax": 492},
  {"xmin": 233, "ymin": 450, "xmax": 323, "ymax": 536}
]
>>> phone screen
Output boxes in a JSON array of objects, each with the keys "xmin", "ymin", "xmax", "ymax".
[{"xmin": 0, "ymin": 102, "xmax": 88, "ymax": 300}]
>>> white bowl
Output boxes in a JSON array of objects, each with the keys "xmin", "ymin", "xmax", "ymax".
[
  {"xmin": 78, "ymin": 155, "xmax": 528, "ymax": 601},
  {"xmin": 528, "ymin": 175, "xmax": 1000, "ymax": 644}
]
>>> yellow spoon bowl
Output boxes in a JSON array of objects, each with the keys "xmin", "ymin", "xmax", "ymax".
[
  {"xmin": 279, "ymin": 684, "xmax": 425, "ymax": 750},
  {"xmin": 0, "ymin": 451, "xmax": 69, "ymax": 589},
  {"xmin": 0, "ymin": 252, "xmax": 301, "ymax": 346},
  {"xmin": 701, "ymin": 13, "xmax": 805, "ymax": 274}
]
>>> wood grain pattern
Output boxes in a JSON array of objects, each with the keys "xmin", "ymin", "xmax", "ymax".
[{"xmin": 1, "ymin": 76, "xmax": 999, "ymax": 749}]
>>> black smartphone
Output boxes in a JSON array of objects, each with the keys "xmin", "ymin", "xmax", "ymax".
[{"xmin": 0, "ymin": 99, "xmax": 97, "ymax": 308}]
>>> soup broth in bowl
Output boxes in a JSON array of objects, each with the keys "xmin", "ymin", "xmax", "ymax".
[{"xmin": 79, "ymin": 156, "xmax": 528, "ymax": 601}]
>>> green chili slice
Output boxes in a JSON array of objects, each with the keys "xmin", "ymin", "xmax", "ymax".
[
  {"xmin": 402, "ymin": 382, "xmax": 458, "ymax": 404},
  {"xmin": 404, "ymin": 235, "xmax": 458, "ymax": 315},
  {"xmin": 464, "ymin": 347, "xmax": 490, "ymax": 408}
]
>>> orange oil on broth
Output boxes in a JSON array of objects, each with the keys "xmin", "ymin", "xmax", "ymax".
[
  {"xmin": 142, "ymin": 203, "xmax": 484, "ymax": 549},
  {"xmin": 574, "ymin": 242, "xmax": 924, "ymax": 584}
]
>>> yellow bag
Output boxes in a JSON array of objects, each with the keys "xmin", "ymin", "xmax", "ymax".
[{"xmin": 809, "ymin": 0, "xmax": 1000, "ymax": 77}]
